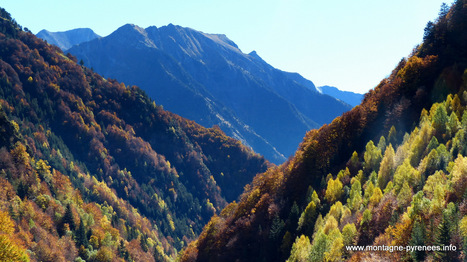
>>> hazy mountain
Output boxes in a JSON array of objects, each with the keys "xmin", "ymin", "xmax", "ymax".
[
  {"xmin": 67, "ymin": 24, "xmax": 352, "ymax": 163},
  {"xmin": 36, "ymin": 28, "xmax": 100, "ymax": 50},
  {"xmin": 182, "ymin": 1, "xmax": 467, "ymax": 261},
  {"xmin": 317, "ymin": 85, "xmax": 364, "ymax": 107}
]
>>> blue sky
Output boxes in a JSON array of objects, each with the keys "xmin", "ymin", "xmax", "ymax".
[{"xmin": 2, "ymin": 0, "xmax": 455, "ymax": 94}]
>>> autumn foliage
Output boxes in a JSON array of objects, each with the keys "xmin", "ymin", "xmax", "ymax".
[
  {"xmin": 182, "ymin": 1, "xmax": 467, "ymax": 261},
  {"xmin": 0, "ymin": 7, "xmax": 268, "ymax": 261}
]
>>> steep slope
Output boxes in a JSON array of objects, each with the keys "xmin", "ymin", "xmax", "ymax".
[
  {"xmin": 36, "ymin": 28, "xmax": 100, "ymax": 50},
  {"xmin": 0, "ymin": 8, "xmax": 269, "ymax": 261},
  {"xmin": 317, "ymin": 85, "xmax": 363, "ymax": 107},
  {"xmin": 181, "ymin": 1, "xmax": 467, "ymax": 261},
  {"xmin": 67, "ymin": 24, "xmax": 351, "ymax": 164}
]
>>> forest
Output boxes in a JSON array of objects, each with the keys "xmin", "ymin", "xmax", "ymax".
[
  {"xmin": 0, "ymin": 7, "xmax": 269, "ymax": 261},
  {"xmin": 181, "ymin": 1, "xmax": 467, "ymax": 261},
  {"xmin": 3, "ymin": 0, "xmax": 467, "ymax": 261}
]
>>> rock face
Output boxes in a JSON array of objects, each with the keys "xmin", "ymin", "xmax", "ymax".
[
  {"xmin": 67, "ymin": 24, "xmax": 352, "ymax": 163},
  {"xmin": 318, "ymin": 85, "xmax": 364, "ymax": 107},
  {"xmin": 37, "ymin": 28, "xmax": 100, "ymax": 50}
]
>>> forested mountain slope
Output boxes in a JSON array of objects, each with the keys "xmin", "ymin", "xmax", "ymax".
[
  {"xmin": 181, "ymin": 1, "xmax": 467, "ymax": 261},
  {"xmin": 0, "ymin": 8, "xmax": 268, "ymax": 261}
]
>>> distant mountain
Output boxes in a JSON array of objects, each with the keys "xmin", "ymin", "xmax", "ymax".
[
  {"xmin": 36, "ymin": 28, "xmax": 100, "ymax": 50},
  {"xmin": 67, "ymin": 24, "xmax": 352, "ymax": 163},
  {"xmin": 317, "ymin": 85, "xmax": 363, "ymax": 107}
]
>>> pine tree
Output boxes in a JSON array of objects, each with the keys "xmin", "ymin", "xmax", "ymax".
[
  {"xmin": 75, "ymin": 218, "xmax": 88, "ymax": 248},
  {"xmin": 270, "ymin": 215, "xmax": 285, "ymax": 241},
  {"xmin": 410, "ymin": 220, "xmax": 426, "ymax": 261},
  {"xmin": 436, "ymin": 212, "xmax": 451, "ymax": 261},
  {"xmin": 58, "ymin": 204, "xmax": 75, "ymax": 236}
]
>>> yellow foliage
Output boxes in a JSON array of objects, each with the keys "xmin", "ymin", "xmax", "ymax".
[
  {"xmin": 369, "ymin": 187, "xmax": 383, "ymax": 207},
  {"xmin": 323, "ymin": 215, "xmax": 339, "ymax": 236},
  {"xmin": 0, "ymin": 211, "xmax": 15, "ymax": 235},
  {"xmin": 325, "ymin": 177, "xmax": 343, "ymax": 204},
  {"xmin": 451, "ymin": 155, "xmax": 467, "ymax": 198},
  {"xmin": 0, "ymin": 211, "xmax": 29, "ymax": 262},
  {"xmin": 460, "ymin": 216, "xmax": 467, "ymax": 238},
  {"xmin": 327, "ymin": 201, "xmax": 343, "ymax": 222},
  {"xmin": 286, "ymin": 235, "xmax": 312, "ymax": 262}
]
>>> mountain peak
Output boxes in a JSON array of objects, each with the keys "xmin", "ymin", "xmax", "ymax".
[
  {"xmin": 68, "ymin": 22, "xmax": 351, "ymax": 164},
  {"xmin": 109, "ymin": 23, "xmax": 156, "ymax": 48},
  {"xmin": 36, "ymin": 28, "xmax": 100, "ymax": 50}
]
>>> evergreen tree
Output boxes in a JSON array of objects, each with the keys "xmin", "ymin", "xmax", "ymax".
[
  {"xmin": 410, "ymin": 220, "xmax": 426, "ymax": 261},
  {"xmin": 287, "ymin": 201, "xmax": 300, "ymax": 231},
  {"xmin": 75, "ymin": 218, "xmax": 88, "ymax": 248},
  {"xmin": 436, "ymin": 212, "xmax": 451, "ymax": 261},
  {"xmin": 58, "ymin": 204, "xmax": 75, "ymax": 236},
  {"xmin": 270, "ymin": 215, "xmax": 285, "ymax": 241}
]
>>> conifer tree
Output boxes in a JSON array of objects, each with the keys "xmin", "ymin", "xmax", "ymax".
[
  {"xmin": 75, "ymin": 218, "xmax": 88, "ymax": 248},
  {"xmin": 436, "ymin": 212, "xmax": 451, "ymax": 261},
  {"xmin": 410, "ymin": 220, "xmax": 426, "ymax": 261},
  {"xmin": 58, "ymin": 203, "xmax": 75, "ymax": 236}
]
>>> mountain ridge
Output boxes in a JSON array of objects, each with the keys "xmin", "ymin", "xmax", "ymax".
[
  {"xmin": 64, "ymin": 24, "xmax": 352, "ymax": 163},
  {"xmin": 317, "ymin": 85, "xmax": 363, "ymax": 107},
  {"xmin": 36, "ymin": 27, "xmax": 100, "ymax": 50}
]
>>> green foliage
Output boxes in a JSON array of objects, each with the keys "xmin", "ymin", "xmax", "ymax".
[
  {"xmin": 361, "ymin": 209, "xmax": 372, "ymax": 226},
  {"xmin": 297, "ymin": 200, "xmax": 317, "ymax": 236},
  {"xmin": 286, "ymin": 235, "xmax": 311, "ymax": 262},
  {"xmin": 388, "ymin": 126, "xmax": 398, "ymax": 146},
  {"xmin": 396, "ymin": 181, "xmax": 412, "ymax": 208},
  {"xmin": 363, "ymin": 140, "xmax": 382, "ymax": 174},
  {"xmin": 342, "ymin": 223, "xmax": 357, "ymax": 247},
  {"xmin": 363, "ymin": 181, "xmax": 375, "ymax": 207},
  {"xmin": 377, "ymin": 144, "xmax": 395, "ymax": 189},
  {"xmin": 410, "ymin": 220, "xmax": 427, "ymax": 261},
  {"xmin": 269, "ymin": 215, "xmax": 285, "ymax": 241},
  {"xmin": 377, "ymin": 136, "xmax": 387, "ymax": 152},
  {"xmin": 435, "ymin": 211, "xmax": 452, "ymax": 261},
  {"xmin": 432, "ymin": 103, "xmax": 449, "ymax": 138},
  {"xmin": 393, "ymin": 159, "xmax": 420, "ymax": 194},
  {"xmin": 347, "ymin": 179, "xmax": 362, "ymax": 212},
  {"xmin": 309, "ymin": 231, "xmax": 331, "ymax": 262}
]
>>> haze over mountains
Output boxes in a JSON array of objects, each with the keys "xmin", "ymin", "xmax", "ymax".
[
  {"xmin": 37, "ymin": 25, "xmax": 353, "ymax": 163},
  {"xmin": 317, "ymin": 85, "xmax": 363, "ymax": 107},
  {"xmin": 36, "ymin": 28, "xmax": 100, "ymax": 50}
]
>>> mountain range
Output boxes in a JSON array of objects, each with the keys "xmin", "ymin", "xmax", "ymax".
[
  {"xmin": 36, "ymin": 28, "xmax": 100, "ymax": 50},
  {"xmin": 39, "ymin": 25, "xmax": 353, "ymax": 164},
  {"xmin": 317, "ymin": 85, "xmax": 363, "ymax": 107}
]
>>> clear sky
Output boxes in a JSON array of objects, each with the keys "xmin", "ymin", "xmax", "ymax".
[{"xmin": 1, "ymin": 0, "xmax": 455, "ymax": 94}]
